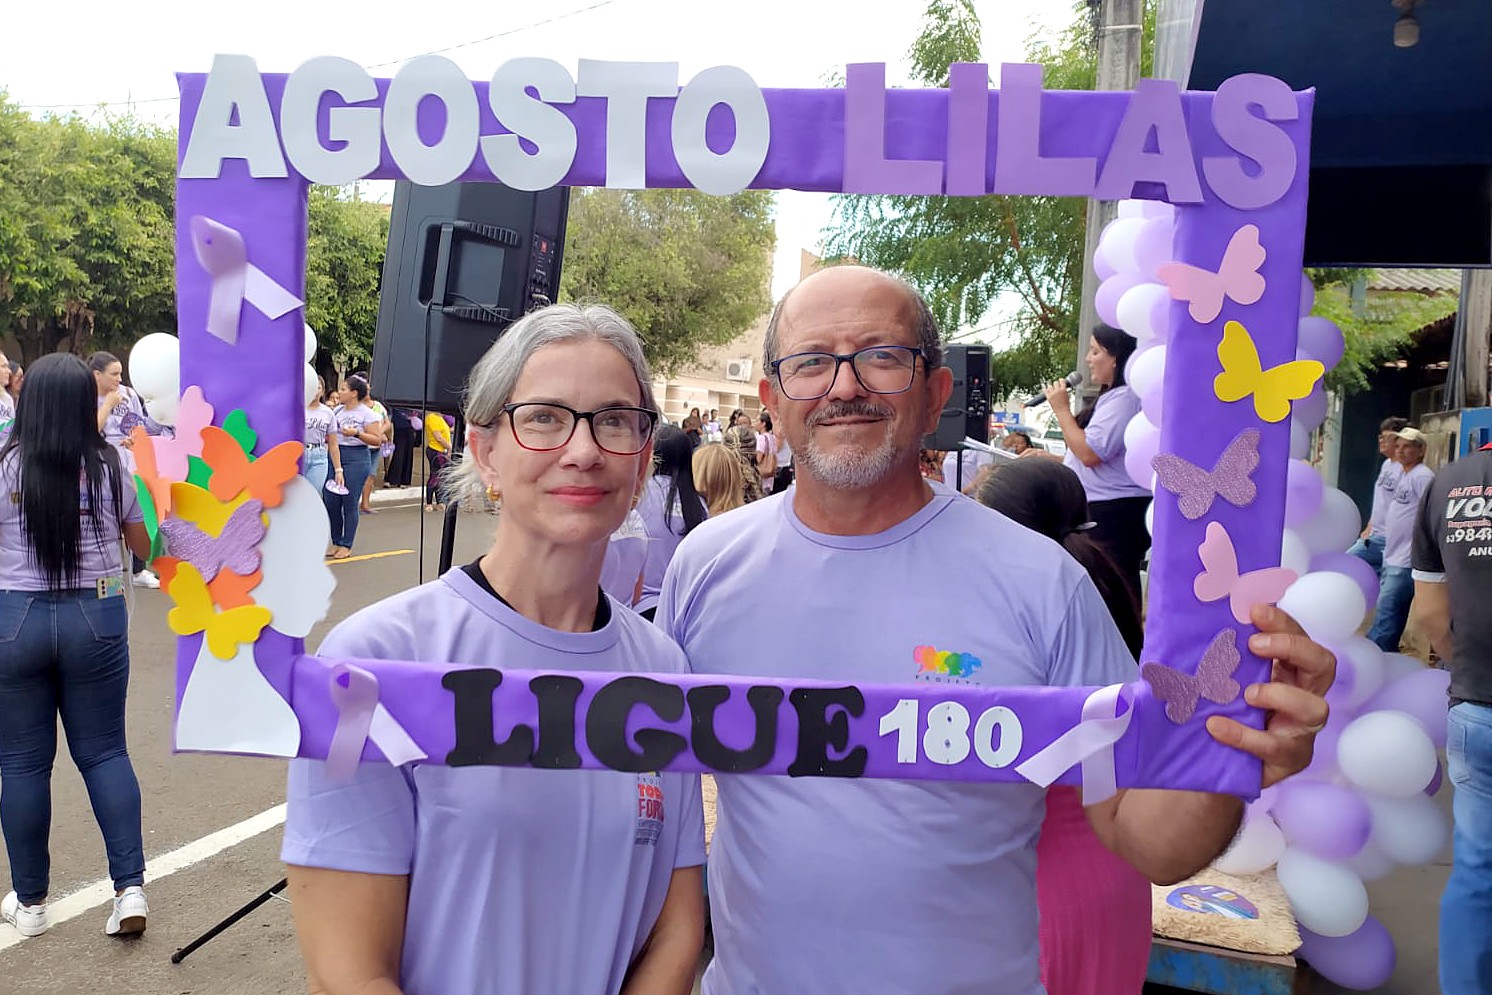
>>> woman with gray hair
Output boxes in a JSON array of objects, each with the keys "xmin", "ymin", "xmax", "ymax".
[{"xmin": 281, "ymin": 304, "xmax": 706, "ymax": 995}]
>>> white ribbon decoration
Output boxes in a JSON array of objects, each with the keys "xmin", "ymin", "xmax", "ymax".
[
  {"xmin": 1014, "ymin": 683, "xmax": 1135, "ymax": 804},
  {"xmin": 190, "ymin": 215, "xmax": 304, "ymax": 344}
]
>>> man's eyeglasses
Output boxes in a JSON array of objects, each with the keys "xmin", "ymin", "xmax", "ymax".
[
  {"xmin": 769, "ymin": 345, "xmax": 926, "ymax": 401},
  {"xmin": 498, "ymin": 402, "xmax": 658, "ymax": 456}
]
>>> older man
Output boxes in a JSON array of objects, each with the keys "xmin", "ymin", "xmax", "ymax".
[
  {"xmin": 1367, "ymin": 425, "xmax": 1436, "ymax": 651},
  {"xmin": 659, "ymin": 266, "xmax": 1333, "ymax": 995}
]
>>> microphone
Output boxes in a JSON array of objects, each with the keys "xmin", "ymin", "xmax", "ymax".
[{"xmin": 1025, "ymin": 371, "xmax": 1082, "ymax": 408}]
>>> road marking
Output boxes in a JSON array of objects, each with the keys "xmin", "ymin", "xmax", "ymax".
[
  {"xmin": 326, "ymin": 549, "xmax": 414, "ymax": 566},
  {"xmin": 0, "ymin": 803, "xmax": 287, "ymax": 951}
]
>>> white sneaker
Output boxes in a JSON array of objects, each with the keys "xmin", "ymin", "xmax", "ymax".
[
  {"xmin": 105, "ymin": 886, "xmax": 148, "ymax": 936},
  {"xmin": 132, "ymin": 569, "xmax": 160, "ymax": 589},
  {"xmin": 2, "ymin": 891, "xmax": 48, "ymax": 937}
]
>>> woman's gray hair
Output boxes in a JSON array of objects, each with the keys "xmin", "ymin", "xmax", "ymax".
[{"xmin": 444, "ymin": 303, "xmax": 658, "ymax": 506}]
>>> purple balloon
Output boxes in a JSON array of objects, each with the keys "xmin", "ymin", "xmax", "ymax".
[
  {"xmin": 1427, "ymin": 757, "xmax": 1444, "ymax": 797},
  {"xmin": 1357, "ymin": 667, "xmax": 1452, "ymax": 749},
  {"xmin": 1297, "ymin": 315, "xmax": 1345, "ymax": 370},
  {"xmin": 1309, "ymin": 553, "xmax": 1380, "ymax": 613},
  {"xmin": 1294, "ymin": 383, "xmax": 1329, "ymax": 431},
  {"xmin": 1093, "ymin": 245, "xmax": 1117, "ymax": 281},
  {"xmin": 1131, "ymin": 217, "xmax": 1175, "ymax": 280},
  {"xmin": 1095, "ymin": 272, "xmax": 1144, "ymax": 328},
  {"xmin": 1285, "ymin": 460, "xmax": 1325, "ymax": 527},
  {"xmin": 1122, "ymin": 414, "xmax": 1160, "ymax": 490},
  {"xmin": 1299, "ymin": 273, "xmax": 1316, "ymax": 318},
  {"xmin": 1297, "ymin": 916, "xmax": 1397, "ymax": 991},
  {"xmin": 1299, "ymin": 718, "xmax": 1346, "ymax": 782},
  {"xmin": 1321, "ymin": 647, "xmax": 1356, "ymax": 716},
  {"xmin": 1271, "ymin": 780, "xmax": 1371, "ymax": 859}
]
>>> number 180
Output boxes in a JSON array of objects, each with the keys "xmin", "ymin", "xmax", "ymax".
[{"xmin": 878, "ymin": 699, "xmax": 1024, "ymax": 768}]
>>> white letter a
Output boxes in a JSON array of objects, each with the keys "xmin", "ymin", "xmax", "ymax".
[{"xmin": 180, "ymin": 54, "xmax": 289, "ymax": 179}]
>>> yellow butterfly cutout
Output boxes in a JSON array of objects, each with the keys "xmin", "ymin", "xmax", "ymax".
[
  {"xmin": 165, "ymin": 562, "xmax": 272, "ymax": 660},
  {"xmin": 1214, "ymin": 320, "xmax": 1324, "ymax": 424},
  {"xmin": 171, "ymin": 482, "xmax": 254, "ymax": 536}
]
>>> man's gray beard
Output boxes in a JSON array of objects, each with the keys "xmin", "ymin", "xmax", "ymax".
[{"xmin": 798, "ymin": 425, "xmax": 901, "ymax": 489}]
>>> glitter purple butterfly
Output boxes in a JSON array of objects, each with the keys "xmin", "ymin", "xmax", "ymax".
[
  {"xmin": 1140, "ymin": 628, "xmax": 1242, "ymax": 724},
  {"xmin": 158, "ymin": 499, "xmax": 266, "ymax": 582},
  {"xmin": 1150, "ymin": 428, "xmax": 1260, "ymax": 520}
]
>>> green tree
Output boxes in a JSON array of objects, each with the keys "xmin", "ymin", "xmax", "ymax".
[
  {"xmin": 824, "ymin": 1, "xmax": 1155, "ymax": 398},
  {"xmin": 1308, "ymin": 270, "xmax": 1459, "ymax": 393},
  {"xmin": 304, "ymin": 186, "xmax": 390, "ymax": 370},
  {"xmin": 559, "ymin": 187, "xmax": 775, "ymax": 376}
]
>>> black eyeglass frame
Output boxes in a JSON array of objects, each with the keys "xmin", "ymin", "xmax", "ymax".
[
  {"xmin": 495, "ymin": 402, "xmax": 659, "ymax": 456},
  {"xmin": 768, "ymin": 345, "xmax": 928, "ymax": 401}
]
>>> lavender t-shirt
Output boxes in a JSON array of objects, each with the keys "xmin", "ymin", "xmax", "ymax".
[
  {"xmin": 331, "ymin": 404, "xmax": 382, "ymax": 448},
  {"xmin": 281, "ymin": 570, "xmax": 706, "ymax": 995},
  {"xmin": 1366, "ymin": 457, "xmax": 1401, "ymax": 537},
  {"xmin": 0, "ymin": 455, "xmax": 142, "ymax": 590},
  {"xmin": 658, "ymin": 484, "xmax": 1136, "ymax": 995},
  {"xmin": 634, "ymin": 474, "xmax": 706, "ymax": 614},
  {"xmin": 303, "ymin": 405, "xmax": 334, "ymax": 446},
  {"xmin": 1383, "ymin": 462, "xmax": 1435, "ymax": 568},
  {"xmin": 1063, "ymin": 385, "xmax": 1150, "ymax": 502}
]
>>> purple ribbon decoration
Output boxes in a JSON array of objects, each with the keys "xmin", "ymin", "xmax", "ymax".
[
  {"xmin": 1014, "ymin": 683, "xmax": 1135, "ymax": 804},
  {"xmin": 189, "ymin": 216, "xmax": 304, "ymax": 345},
  {"xmin": 326, "ymin": 662, "xmax": 427, "ymax": 780}
]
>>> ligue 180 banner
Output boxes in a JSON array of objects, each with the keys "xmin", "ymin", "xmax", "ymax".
[{"xmin": 152, "ymin": 54, "xmax": 1314, "ymax": 802}]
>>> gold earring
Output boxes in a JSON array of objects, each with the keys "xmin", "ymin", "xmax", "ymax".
[{"xmin": 486, "ymin": 484, "xmax": 501, "ymax": 503}]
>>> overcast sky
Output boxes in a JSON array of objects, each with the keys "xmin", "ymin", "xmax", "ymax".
[{"xmin": 3, "ymin": 0, "xmax": 1067, "ymax": 326}]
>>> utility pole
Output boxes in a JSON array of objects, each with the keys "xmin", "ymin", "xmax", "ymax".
[{"xmin": 1075, "ymin": 0, "xmax": 1145, "ymax": 394}]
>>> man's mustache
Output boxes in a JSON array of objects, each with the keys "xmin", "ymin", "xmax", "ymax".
[{"xmin": 807, "ymin": 400, "xmax": 894, "ymax": 427}]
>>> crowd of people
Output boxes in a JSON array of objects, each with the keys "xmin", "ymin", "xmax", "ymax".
[{"xmin": 2, "ymin": 263, "xmax": 1483, "ymax": 995}]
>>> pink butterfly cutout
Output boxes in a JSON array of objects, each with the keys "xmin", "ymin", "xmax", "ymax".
[
  {"xmin": 1151, "ymin": 429, "xmax": 1260, "ymax": 520},
  {"xmin": 1141, "ymin": 628, "xmax": 1242, "ymax": 724},
  {"xmin": 1156, "ymin": 224, "xmax": 1266, "ymax": 323},
  {"xmin": 148, "ymin": 386, "xmax": 215, "ymax": 481},
  {"xmin": 1194, "ymin": 521, "xmax": 1298, "ymax": 624}
]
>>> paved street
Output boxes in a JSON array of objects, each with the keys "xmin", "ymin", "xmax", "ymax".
[{"xmin": 0, "ymin": 498, "xmax": 1452, "ymax": 994}]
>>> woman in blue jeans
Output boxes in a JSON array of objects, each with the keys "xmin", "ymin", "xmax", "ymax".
[
  {"xmin": 323, "ymin": 375, "xmax": 385, "ymax": 558},
  {"xmin": 0, "ymin": 354, "xmax": 153, "ymax": 939}
]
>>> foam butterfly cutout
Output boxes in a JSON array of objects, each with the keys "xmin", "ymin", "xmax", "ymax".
[
  {"xmin": 1194, "ymin": 521, "xmax": 1298, "ymax": 624},
  {"xmin": 1151, "ymin": 429, "xmax": 1260, "ymax": 521},
  {"xmin": 1156, "ymin": 224, "xmax": 1266, "ymax": 323},
  {"xmin": 130, "ymin": 426, "xmax": 174, "ymax": 520},
  {"xmin": 158, "ymin": 498, "xmax": 266, "ymax": 582},
  {"xmin": 1214, "ymin": 320, "xmax": 1324, "ymax": 424},
  {"xmin": 147, "ymin": 387, "xmax": 215, "ymax": 481},
  {"xmin": 156, "ymin": 558, "xmax": 262, "ymax": 609},
  {"xmin": 170, "ymin": 481, "xmax": 254, "ymax": 535},
  {"xmin": 200, "ymin": 427, "xmax": 301, "ymax": 508},
  {"xmin": 165, "ymin": 562, "xmax": 272, "ymax": 661},
  {"xmin": 1141, "ymin": 628, "xmax": 1242, "ymax": 724}
]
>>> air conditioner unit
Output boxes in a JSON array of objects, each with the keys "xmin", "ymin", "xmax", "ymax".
[{"xmin": 725, "ymin": 358, "xmax": 753, "ymax": 382}]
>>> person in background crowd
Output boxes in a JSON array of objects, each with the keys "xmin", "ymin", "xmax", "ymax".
[
  {"xmin": 682, "ymin": 407, "xmax": 704, "ymax": 447},
  {"xmin": 1409, "ymin": 435, "xmax": 1492, "ymax": 995},
  {"xmin": 6, "ymin": 361, "xmax": 20, "ymax": 408},
  {"xmin": 773, "ymin": 423, "xmax": 795, "ymax": 492},
  {"xmin": 357, "ymin": 378, "xmax": 393, "ymax": 515},
  {"xmin": 704, "ymin": 409, "xmax": 722, "ymax": 440},
  {"xmin": 0, "ymin": 354, "xmax": 152, "ymax": 940},
  {"xmin": 692, "ymin": 443, "xmax": 745, "ymax": 517},
  {"xmin": 385, "ymin": 406, "xmax": 419, "ymax": 489},
  {"xmin": 88, "ymin": 351, "xmax": 161, "ymax": 589},
  {"xmin": 302, "ymin": 376, "xmax": 343, "ymax": 496},
  {"xmin": 660, "ymin": 265, "xmax": 1333, "ymax": 995},
  {"xmin": 1029, "ymin": 325, "xmax": 1151, "ymax": 601},
  {"xmin": 754, "ymin": 413, "xmax": 778, "ymax": 494},
  {"xmin": 723, "ymin": 418, "xmax": 763, "ymax": 503},
  {"xmin": 942, "ymin": 446, "xmax": 995, "ymax": 494},
  {"xmin": 1349, "ymin": 416, "xmax": 1410, "ymax": 578},
  {"xmin": 282, "ymin": 303, "xmax": 703, "ymax": 995},
  {"xmin": 975, "ymin": 457, "xmax": 1149, "ymax": 995},
  {"xmin": 323, "ymin": 376, "xmax": 385, "ymax": 559},
  {"xmin": 918, "ymin": 448, "xmax": 946, "ymax": 482},
  {"xmin": 0, "ymin": 352, "xmax": 14, "ymax": 429},
  {"xmin": 635, "ymin": 425, "xmax": 708, "ymax": 622},
  {"xmin": 1367, "ymin": 425, "xmax": 1435, "ymax": 651},
  {"xmin": 1005, "ymin": 428, "xmax": 1034, "ymax": 455},
  {"xmin": 424, "ymin": 411, "xmax": 454, "ymax": 512}
]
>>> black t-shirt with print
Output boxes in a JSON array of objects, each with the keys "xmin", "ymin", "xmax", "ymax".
[{"xmin": 1412, "ymin": 448, "xmax": 1492, "ymax": 706}]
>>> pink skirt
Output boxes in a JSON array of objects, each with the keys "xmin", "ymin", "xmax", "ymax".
[{"xmin": 1037, "ymin": 787, "xmax": 1153, "ymax": 995}]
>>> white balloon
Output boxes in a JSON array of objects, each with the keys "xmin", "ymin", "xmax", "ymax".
[
  {"xmin": 1145, "ymin": 500, "xmax": 1155, "ymax": 537},
  {"xmin": 1278, "ymin": 571, "xmax": 1368, "ymax": 644},
  {"xmin": 1297, "ymin": 487, "xmax": 1363, "ymax": 556},
  {"xmin": 304, "ymin": 364, "xmax": 320, "ymax": 406},
  {"xmin": 1290, "ymin": 421, "xmax": 1311, "ymax": 460},
  {"xmin": 1381, "ymin": 652, "xmax": 1424, "ymax": 683},
  {"xmin": 1115, "ymin": 283, "xmax": 1171, "ymax": 344},
  {"xmin": 304, "ymin": 323, "xmax": 318, "ymax": 363},
  {"xmin": 1339, "ymin": 711, "xmax": 1438, "ymax": 798},
  {"xmin": 1280, "ymin": 530, "xmax": 1312, "ymax": 576},
  {"xmin": 1344, "ymin": 836, "xmax": 1397, "ymax": 882},
  {"xmin": 145, "ymin": 394, "xmax": 177, "ymax": 427},
  {"xmin": 1099, "ymin": 217, "xmax": 1148, "ymax": 273},
  {"xmin": 1337, "ymin": 635, "xmax": 1388, "ymax": 711},
  {"xmin": 1116, "ymin": 199, "xmax": 1150, "ymax": 220},
  {"xmin": 1365, "ymin": 792, "xmax": 1449, "ymax": 866},
  {"xmin": 1277, "ymin": 847, "xmax": 1369, "ymax": 938},
  {"xmin": 1213, "ymin": 813, "xmax": 1287, "ymax": 875},
  {"xmin": 128, "ymin": 333, "xmax": 180, "ymax": 400},
  {"xmin": 1128, "ymin": 344, "xmax": 1167, "ymax": 420}
]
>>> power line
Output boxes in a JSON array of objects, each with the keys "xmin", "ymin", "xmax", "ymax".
[{"xmin": 17, "ymin": 0, "xmax": 619, "ymax": 111}]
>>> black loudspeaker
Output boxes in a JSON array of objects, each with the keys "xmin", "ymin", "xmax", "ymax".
[
  {"xmin": 925, "ymin": 344, "xmax": 991, "ymax": 450},
  {"xmin": 370, "ymin": 182, "xmax": 571, "ymax": 411}
]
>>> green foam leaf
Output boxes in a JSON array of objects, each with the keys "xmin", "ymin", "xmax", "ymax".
[
  {"xmin": 185, "ymin": 455, "xmax": 214, "ymax": 489},
  {"xmin": 134, "ymin": 475, "xmax": 159, "ymax": 543},
  {"xmin": 223, "ymin": 409, "xmax": 258, "ymax": 457}
]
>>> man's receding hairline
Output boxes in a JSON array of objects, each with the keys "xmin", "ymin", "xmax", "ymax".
[{"xmin": 776, "ymin": 269, "xmax": 925, "ymax": 342}]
